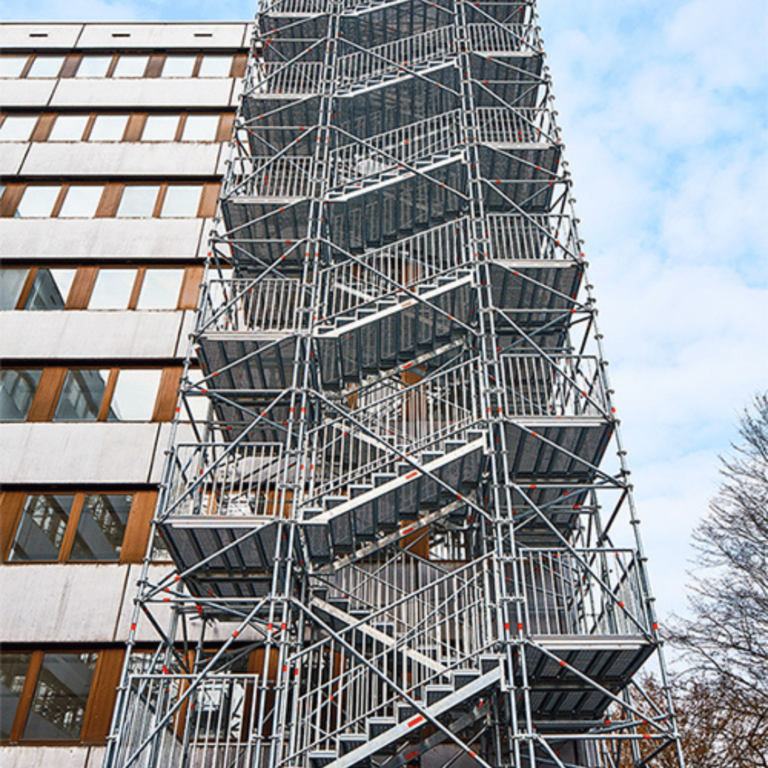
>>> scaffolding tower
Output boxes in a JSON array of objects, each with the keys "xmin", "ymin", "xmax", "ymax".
[{"xmin": 104, "ymin": 1, "xmax": 685, "ymax": 766}]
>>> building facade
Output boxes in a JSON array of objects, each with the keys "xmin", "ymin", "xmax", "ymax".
[
  {"xmin": 1, "ymin": 6, "xmax": 684, "ymax": 768},
  {"xmin": 0, "ymin": 21, "xmax": 250, "ymax": 768}
]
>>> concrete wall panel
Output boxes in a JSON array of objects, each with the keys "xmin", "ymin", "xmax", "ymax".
[
  {"xmin": 51, "ymin": 78, "xmax": 234, "ymax": 109},
  {"xmin": 0, "ymin": 423, "xmax": 162, "ymax": 485},
  {"xmin": 0, "ymin": 311, "xmax": 183, "ymax": 360},
  {"xmin": 0, "ymin": 218, "xmax": 204, "ymax": 260},
  {"xmin": 21, "ymin": 142, "xmax": 221, "ymax": 178},
  {"xmin": 0, "ymin": 564, "xmax": 129, "ymax": 644},
  {"xmin": 0, "ymin": 24, "xmax": 82, "ymax": 50},
  {"xmin": 0, "ymin": 142, "xmax": 29, "ymax": 177},
  {"xmin": 0, "ymin": 79, "xmax": 55, "ymax": 108},
  {"xmin": 76, "ymin": 23, "xmax": 249, "ymax": 50},
  {"xmin": 0, "ymin": 747, "xmax": 90, "ymax": 768}
]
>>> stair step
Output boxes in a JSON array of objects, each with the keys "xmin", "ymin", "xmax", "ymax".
[
  {"xmin": 396, "ymin": 701, "xmax": 421, "ymax": 722},
  {"xmin": 350, "ymin": 484, "xmax": 373, "ymax": 499},
  {"xmin": 368, "ymin": 716, "xmax": 397, "ymax": 739},
  {"xmin": 308, "ymin": 751, "xmax": 337, "ymax": 768},
  {"xmin": 338, "ymin": 734, "xmax": 367, "ymax": 755},
  {"xmin": 325, "ymin": 495, "xmax": 348, "ymax": 510},
  {"xmin": 328, "ymin": 597, "xmax": 350, "ymax": 613},
  {"xmin": 480, "ymin": 654, "xmax": 502, "ymax": 674},
  {"xmin": 453, "ymin": 669, "xmax": 481, "ymax": 689},
  {"xmin": 425, "ymin": 685, "xmax": 454, "ymax": 705},
  {"xmin": 373, "ymin": 472, "xmax": 397, "ymax": 487}
]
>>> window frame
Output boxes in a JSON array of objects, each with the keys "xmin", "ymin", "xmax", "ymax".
[
  {"xmin": 0, "ymin": 648, "xmax": 124, "ymax": 746},
  {"xmin": 0, "ymin": 489, "xmax": 157, "ymax": 565}
]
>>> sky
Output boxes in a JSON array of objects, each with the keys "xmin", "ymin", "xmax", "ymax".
[{"xmin": 2, "ymin": 0, "xmax": 767, "ymax": 622}]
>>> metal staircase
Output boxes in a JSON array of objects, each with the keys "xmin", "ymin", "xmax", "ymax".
[{"xmin": 104, "ymin": 1, "xmax": 685, "ymax": 767}]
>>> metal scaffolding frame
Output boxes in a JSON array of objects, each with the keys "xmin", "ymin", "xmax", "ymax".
[{"xmin": 103, "ymin": 2, "xmax": 686, "ymax": 766}]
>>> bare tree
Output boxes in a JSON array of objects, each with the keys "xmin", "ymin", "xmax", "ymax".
[{"xmin": 669, "ymin": 392, "xmax": 768, "ymax": 766}]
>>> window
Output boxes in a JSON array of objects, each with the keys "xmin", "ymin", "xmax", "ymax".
[
  {"xmin": 2, "ymin": 490, "xmax": 157, "ymax": 565},
  {"xmin": 112, "ymin": 54, "xmax": 148, "ymax": 78},
  {"xmin": 0, "ymin": 116, "xmax": 37, "ymax": 141},
  {"xmin": 0, "ymin": 268, "xmax": 28, "ymax": 310},
  {"xmin": 75, "ymin": 55, "xmax": 112, "ymax": 78},
  {"xmin": 48, "ymin": 115, "xmax": 89, "ymax": 142},
  {"xmin": 24, "ymin": 652, "xmax": 98, "ymax": 740},
  {"xmin": 0, "ymin": 649, "xmax": 123, "ymax": 744},
  {"xmin": 161, "ymin": 55, "xmax": 197, "ymax": 77},
  {"xmin": 160, "ymin": 185, "xmax": 202, "ymax": 217},
  {"xmin": 116, "ymin": 185, "xmax": 159, "ymax": 218},
  {"xmin": 88, "ymin": 115, "xmax": 128, "ymax": 142},
  {"xmin": 0, "ymin": 369, "xmax": 41, "ymax": 422},
  {"xmin": 26, "ymin": 55, "xmax": 65, "ymax": 78},
  {"xmin": 14, "ymin": 186, "xmax": 60, "ymax": 218},
  {"xmin": 58, "ymin": 186, "xmax": 104, "ymax": 218},
  {"xmin": 53, "ymin": 369, "xmax": 111, "ymax": 422},
  {"xmin": 141, "ymin": 114, "xmax": 179, "ymax": 141},
  {"xmin": 24, "ymin": 268, "xmax": 77, "ymax": 310},
  {"xmin": 0, "ymin": 56, "xmax": 29, "ymax": 78},
  {"xmin": 181, "ymin": 115, "xmax": 219, "ymax": 142},
  {"xmin": 88, "ymin": 268, "xmax": 137, "ymax": 310},
  {"xmin": 108, "ymin": 369, "xmax": 162, "ymax": 421},
  {"xmin": 136, "ymin": 268, "xmax": 185, "ymax": 310},
  {"xmin": 198, "ymin": 55, "xmax": 232, "ymax": 78}
]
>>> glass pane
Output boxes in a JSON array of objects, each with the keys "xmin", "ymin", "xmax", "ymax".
[
  {"xmin": 0, "ymin": 654, "xmax": 32, "ymax": 739},
  {"xmin": 0, "ymin": 369, "xmax": 41, "ymax": 421},
  {"xmin": 88, "ymin": 114, "xmax": 128, "ymax": 142},
  {"xmin": 0, "ymin": 56, "xmax": 28, "ymax": 78},
  {"xmin": 0, "ymin": 268, "xmax": 28, "ymax": 310},
  {"xmin": 137, "ymin": 269, "xmax": 184, "ymax": 309},
  {"xmin": 198, "ymin": 55, "xmax": 232, "ymax": 78},
  {"xmin": 162, "ymin": 55, "xmax": 197, "ymax": 77},
  {"xmin": 7, "ymin": 494, "xmax": 76, "ymax": 562},
  {"xmin": 23, "ymin": 653, "xmax": 98, "ymax": 740},
  {"xmin": 15, "ymin": 186, "xmax": 60, "ymax": 218},
  {"xmin": 48, "ymin": 115, "xmax": 89, "ymax": 142},
  {"xmin": 53, "ymin": 369, "xmax": 110, "ymax": 422},
  {"xmin": 58, "ymin": 186, "xmax": 104, "ymax": 218},
  {"xmin": 108, "ymin": 369, "xmax": 162, "ymax": 421},
  {"xmin": 88, "ymin": 269, "xmax": 136, "ymax": 309},
  {"xmin": 181, "ymin": 115, "xmax": 219, "ymax": 142},
  {"xmin": 26, "ymin": 55, "xmax": 65, "ymax": 78},
  {"xmin": 141, "ymin": 115, "xmax": 179, "ymax": 141},
  {"xmin": 70, "ymin": 493, "xmax": 132, "ymax": 561},
  {"xmin": 0, "ymin": 116, "xmax": 37, "ymax": 141},
  {"xmin": 116, "ymin": 186, "xmax": 159, "ymax": 218},
  {"xmin": 112, "ymin": 55, "xmax": 148, "ymax": 78},
  {"xmin": 75, "ymin": 55, "xmax": 112, "ymax": 78},
  {"xmin": 160, "ymin": 185, "xmax": 202, "ymax": 218},
  {"xmin": 25, "ymin": 268, "xmax": 76, "ymax": 310}
]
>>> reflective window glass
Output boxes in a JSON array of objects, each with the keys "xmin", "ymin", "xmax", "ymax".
[
  {"xmin": 15, "ymin": 186, "xmax": 60, "ymax": 218},
  {"xmin": 0, "ymin": 268, "xmax": 29, "ymax": 310},
  {"xmin": 137, "ymin": 269, "xmax": 184, "ymax": 309},
  {"xmin": 53, "ymin": 369, "xmax": 110, "ymax": 422},
  {"xmin": 75, "ymin": 55, "xmax": 112, "ymax": 78},
  {"xmin": 7, "ymin": 495, "xmax": 76, "ymax": 562},
  {"xmin": 112, "ymin": 55, "xmax": 148, "ymax": 78},
  {"xmin": 198, "ymin": 55, "xmax": 232, "ymax": 78},
  {"xmin": 0, "ymin": 654, "xmax": 32, "ymax": 739},
  {"xmin": 161, "ymin": 55, "xmax": 197, "ymax": 77},
  {"xmin": 25, "ymin": 268, "xmax": 76, "ymax": 310},
  {"xmin": 160, "ymin": 185, "xmax": 201, "ymax": 217},
  {"xmin": 23, "ymin": 653, "xmax": 98, "ymax": 740},
  {"xmin": 70, "ymin": 494, "xmax": 132, "ymax": 561},
  {"xmin": 116, "ymin": 186, "xmax": 159, "ymax": 218},
  {"xmin": 88, "ymin": 269, "xmax": 136, "ymax": 309},
  {"xmin": 141, "ymin": 115, "xmax": 179, "ymax": 141},
  {"xmin": 0, "ymin": 116, "xmax": 37, "ymax": 141},
  {"xmin": 0, "ymin": 369, "xmax": 41, "ymax": 422},
  {"xmin": 58, "ymin": 186, "xmax": 104, "ymax": 218},
  {"xmin": 26, "ymin": 55, "xmax": 65, "ymax": 78},
  {"xmin": 48, "ymin": 115, "xmax": 89, "ymax": 142},
  {"xmin": 88, "ymin": 114, "xmax": 128, "ymax": 142},
  {"xmin": 108, "ymin": 369, "xmax": 161, "ymax": 421},
  {"xmin": 0, "ymin": 56, "xmax": 29, "ymax": 78},
  {"xmin": 181, "ymin": 115, "xmax": 219, "ymax": 142}
]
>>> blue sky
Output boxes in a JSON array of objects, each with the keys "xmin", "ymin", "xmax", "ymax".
[{"xmin": 2, "ymin": 0, "xmax": 767, "ymax": 621}]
